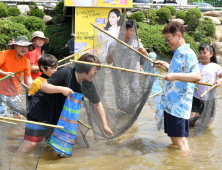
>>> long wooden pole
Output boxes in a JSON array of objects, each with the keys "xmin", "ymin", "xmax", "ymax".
[
  {"xmin": 58, "ymin": 39, "xmax": 109, "ymax": 64},
  {"xmin": 90, "ymin": 23, "xmax": 167, "ymax": 71},
  {"xmin": 200, "ymin": 84, "xmax": 217, "ymax": 98},
  {"xmin": 0, "ymin": 116, "xmax": 64, "ymax": 129},
  {"xmin": 0, "ymin": 119, "xmax": 17, "ymax": 125},
  {"xmin": 148, "ymin": 91, "xmax": 163, "ymax": 99},
  {"xmin": 71, "ymin": 60, "xmax": 212, "ymax": 86}
]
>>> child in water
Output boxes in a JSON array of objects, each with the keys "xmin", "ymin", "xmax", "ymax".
[{"xmin": 190, "ymin": 44, "xmax": 222, "ymax": 126}]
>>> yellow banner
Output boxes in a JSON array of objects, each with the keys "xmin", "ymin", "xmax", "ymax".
[
  {"xmin": 65, "ymin": 0, "xmax": 132, "ymax": 8},
  {"xmin": 74, "ymin": 7, "xmax": 122, "ymax": 58}
]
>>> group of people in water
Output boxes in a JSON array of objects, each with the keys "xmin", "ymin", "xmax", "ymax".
[{"xmin": 0, "ymin": 19, "xmax": 221, "ymax": 159}]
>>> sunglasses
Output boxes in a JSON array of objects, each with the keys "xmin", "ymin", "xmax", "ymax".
[
  {"xmin": 45, "ymin": 66, "xmax": 57, "ymax": 70},
  {"xmin": 165, "ymin": 36, "xmax": 174, "ymax": 43}
]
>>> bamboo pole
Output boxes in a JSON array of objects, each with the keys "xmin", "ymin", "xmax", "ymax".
[
  {"xmin": 0, "ymin": 116, "xmax": 64, "ymax": 129},
  {"xmin": 58, "ymin": 40, "xmax": 109, "ymax": 64},
  {"xmin": 200, "ymin": 84, "xmax": 217, "ymax": 98},
  {"xmin": 148, "ymin": 91, "xmax": 163, "ymax": 99},
  {"xmin": 90, "ymin": 23, "xmax": 167, "ymax": 71},
  {"xmin": 71, "ymin": 60, "xmax": 212, "ymax": 86},
  {"xmin": 0, "ymin": 119, "xmax": 17, "ymax": 125},
  {"xmin": 0, "ymin": 72, "xmax": 18, "ymax": 82},
  {"xmin": 78, "ymin": 120, "xmax": 91, "ymax": 129},
  {"xmin": 58, "ymin": 61, "xmax": 73, "ymax": 68}
]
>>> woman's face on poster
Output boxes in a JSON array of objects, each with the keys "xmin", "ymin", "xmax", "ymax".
[{"xmin": 108, "ymin": 12, "xmax": 120, "ymax": 26}]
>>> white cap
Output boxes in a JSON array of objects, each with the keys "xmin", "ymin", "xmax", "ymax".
[{"xmin": 71, "ymin": 33, "xmax": 75, "ymax": 36}]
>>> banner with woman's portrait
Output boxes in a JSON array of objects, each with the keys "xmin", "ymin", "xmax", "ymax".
[
  {"xmin": 65, "ymin": 0, "xmax": 132, "ymax": 8},
  {"xmin": 75, "ymin": 7, "xmax": 122, "ymax": 54}
]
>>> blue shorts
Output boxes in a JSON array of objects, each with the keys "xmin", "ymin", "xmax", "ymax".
[{"xmin": 164, "ymin": 111, "xmax": 189, "ymax": 137}]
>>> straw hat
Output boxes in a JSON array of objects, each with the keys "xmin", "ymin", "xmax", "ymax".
[
  {"xmin": 30, "ymin": 31, "xmax": 49, "ymax": 44},
  {"xmin": 8, "ymin": 36, "xmax": 37, "ymax": 51}
]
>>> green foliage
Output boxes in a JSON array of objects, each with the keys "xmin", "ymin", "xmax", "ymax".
[
  {"xmin": 7, "ymin": 16, "xmax": 14, "ymax": 21},
  {"xmin": 13, "ymin": 16, "xmax": 27, "ymax": 25},
  {"xmin": 156, "ymin": 7, "xmax": 172, "ymax": 21},
  {"xmin": 184, "ymin": 33, "xmax": 199, "ymax": 54},
  {"xmin": 55, "ymin": 1, "xmax": 64, "ymax": 15},
  {"xmin": 202, "ymin": 17, "xmax": 216, "ymax": 37},
  {"xmin": 8, "ymin": 6, "xmax": 21, "ymax": 16},
  {"xmin": 165, "ymin": 6, "xmax": 176, "ymax": 15},
  {"xmin": 186, "ymin": 8, "xmax": 201, "ymax": 31},
  {"xmin": 176, "ymin": 10, "xmax": 186, "ymax": 20},
  {"xmin": 219, "ymin": 18, "xmax": 222, "ymax": 23},
  {"xmin": 0, "ymin": 2, "xmax": 8, "ymax": 18},
  {"xmin": 44, "ymin": 23, "xmax": 71, "ymax": 59},
  {"xmin": 54, "ymin": 14, "xmax": 65, "ymax": 24},
  {"xmin": 31, "ymin": 1, "xmax": 37, "ymax": 6},
  {"xmin": 128, "ymin": 12, "xmax": 145, "ymax": 22},
  {"xmin": 0, "ymin": 20, "xmax": 30, "ymax": 51},
  {"xmin": 24, "ymin": 16, "xmax": 46, "ymax": 32},
  {"xmin": 146, "ymin": 9, "xmax": 159, "ymax": 25},
  {"xmin": 138, "ymin": 22, "xmax": 199, "ymax": 58},
  {"xmin": 30, "ymin": 6, "xmax": 44, "ymax": 19},
  {"xmin": 138, "ymin": 22, "xmax": 173, "ymax": 58}
]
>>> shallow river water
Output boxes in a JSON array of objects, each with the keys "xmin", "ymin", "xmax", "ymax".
[
  {"xmin": 36, "ymin": 68, "xmax": 222, "ymax": 170},
  {"xmin": 1, "ymin": 66, "xmax": 222, "ymax": 170}
]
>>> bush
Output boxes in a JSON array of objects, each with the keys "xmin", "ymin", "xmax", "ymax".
[
  {"xmin": 128, "ymin": 12, "xmax": 145, "ymax": 22},
  {"xmin": 203, "ymin": 17, "xmax": 216, "ymax": 37},
  {"xmin": 54, "ymin": 14, "xmax": 65, "ymax": 24},
  {"xmin": 31, "ymin": 1, "xmax": 37, "ymax": 6},
  {"xmin": 24, "ymin": 16, "xmax": 46, "ymax": 32},
  {"xmin": 138, "ymin": 22, "xmax": 199, "ymax": 58},
  {"xmin": 0, "ymin": 20, "xmax": 30, "ymax": 50},
  {"xmin": 219, "ymin": 17, "xmax": 222, "ymax": 24},
  {"xmin": 55, "ymin": 1, "xmax": 64, "ymax": 15},
  {"xmin": 146, "ymin": 9, "xmax": 159, "ymax": 25},
  {"xmin": 165, "ymin": 6, "xmax": 176, "ymax": 15},
  {"xmin": 13, "ymin": 16, "xmax": 27, "ymax": 25},
  {"xmin": 156, "ymin": 7, "xmax": 172, "ymax": 21},
  {"xmin": 0, "ymin": 2, "xmax": 8, "ymax": 18},
  {"xmin": 186, "ymin": 8, "xmax": 201, "ymax": 31},
  {"xmin": 44, "ymin": 23, "xmax": 71, "ymax": 59},
  {"xmin": 8, "ymin": 6, "xmax": 21, "ymax": 16},
  {"xmin": 30, "ymin": 6, "xmax": 44, "ymax": 19},
  {"xmin": 176, "ymin": 10, "xmax": 186, "ymax": 20}
]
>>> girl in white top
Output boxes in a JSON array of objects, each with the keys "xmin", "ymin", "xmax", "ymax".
[{"xmin": 190, "ymin": 44, "xmax": 222, "ymax": 125}]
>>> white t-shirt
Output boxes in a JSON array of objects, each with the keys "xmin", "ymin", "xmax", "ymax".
[
  {"xmin": 194, "ymin": 63, "xmax": 222, "ymax": 100},
  {"xmin": 79, "ymin": 0, "xmax": 93, "ymax": 6}
]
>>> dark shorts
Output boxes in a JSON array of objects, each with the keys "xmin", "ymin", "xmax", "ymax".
[
  {"xmin": 191, "ymin": 96, "xmax": 204, "ymax": 114},
  {"xmin": 164, "ymin": 111, "xmax": 189, "ymax": 137},
  {"xmin": 24, "ymin": 123, "xmax": 54, "ymax": 143}
]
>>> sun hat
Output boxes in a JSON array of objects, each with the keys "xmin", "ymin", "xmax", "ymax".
[
  {"xmin": 8, "ymin": 36, "xmax": 37, "ymax": 51},
  {"xmin": 30, "ymin": 31, "xmax": 49, "ymax": 44}
]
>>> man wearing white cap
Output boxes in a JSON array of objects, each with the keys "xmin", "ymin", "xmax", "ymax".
[
  {"xmin": 25, "ymin": 31, "xmax": 49, "ymax": 85},
  {"xmin": 0, "ymin": 36, "xmax": 36, "ymax": 119},
  {"xmin": 65, "ymin": 33, "xmax": 75, "ymax": 55}
]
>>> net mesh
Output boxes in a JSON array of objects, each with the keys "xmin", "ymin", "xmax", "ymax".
[
  {"xmin": 72, "ymin": 18, "xmax": 155, "ymax": 139},
  {"xmin": 0, "ymin": 74, "xmax": 29, "ymax": 117},
  {"xmin": 190, "ymin": 87, "xmax": 217, "ymax": 136}
]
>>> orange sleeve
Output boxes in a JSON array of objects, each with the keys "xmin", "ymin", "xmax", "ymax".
[
  {"xmin": 26, "ymin": 51, "xmax": 36, "ymax": 64},
  {"xmin": 24, "ymin": 59, "xmax": 31, "ymax": 76},
  {"xmin": 0, "ymin": 51, "xmax": 5, "ymax": 68}
]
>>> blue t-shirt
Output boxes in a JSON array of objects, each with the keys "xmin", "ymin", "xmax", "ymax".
[{"xmin": 162, "ymin": 44, "xmax": 200, "ymax": 119}]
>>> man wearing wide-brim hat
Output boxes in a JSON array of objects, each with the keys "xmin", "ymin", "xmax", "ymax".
[
  {"xmin": 0, "ymin": 36, "xmax": 36, "ymax": 119},
  {"xmin": 25, "ymin": 31, "xmax": 49, "ymax": 85}
]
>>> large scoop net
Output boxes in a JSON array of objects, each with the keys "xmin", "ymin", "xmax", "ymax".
[
  {"xmin": 190, "ymin": 86, "xmax": 217, "ymax": 136},
  {"xmin": 72, "ymin": 19, "xmax": 156, "ymax": 139}
]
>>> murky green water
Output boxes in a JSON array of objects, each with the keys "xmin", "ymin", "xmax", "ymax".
[{"xmin": 37, "ymin": 68, "xmax": 222, "ymax": 170}]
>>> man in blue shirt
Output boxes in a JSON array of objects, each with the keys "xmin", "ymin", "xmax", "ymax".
[{"xmin": 155, "ymin": 22, "xmax": 201, "ymax": 151}]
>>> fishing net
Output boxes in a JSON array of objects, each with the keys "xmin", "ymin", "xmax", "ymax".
[
  {"xmin": 190, "ymin": 87, "xmax": 217, "ymax": 136},
  {"xmin": 70, "ymin": 18, "xmax": 155, "ymax": 139},
  {"xmin": 0, "ymin": 74, "xmax": 29, "ymax": 117}
]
